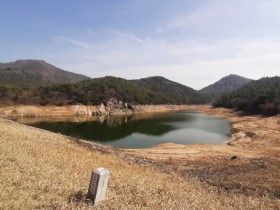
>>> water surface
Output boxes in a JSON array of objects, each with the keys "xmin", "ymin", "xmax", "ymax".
[{"xmin": 15, "ymin": 111, "xmax": 231, "ymax": 148}]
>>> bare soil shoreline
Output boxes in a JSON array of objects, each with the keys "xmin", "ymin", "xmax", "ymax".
[
  {"xmin": 123, "ymin": 105, "xmax": 280, "ymax": 198},
  {"xmin": 0, "ymin": 104, "xmax": 279, "ymax": 208},
  {"xmin": 0, "ymin": 104, "xmax": 193, "ymax": 118}
]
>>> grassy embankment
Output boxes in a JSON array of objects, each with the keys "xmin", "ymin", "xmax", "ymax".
[{"xmin": 1, "ymin": 115, "xmax": 280, "ymax": 209}]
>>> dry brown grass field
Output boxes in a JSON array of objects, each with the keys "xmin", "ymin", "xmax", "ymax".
[{"xmin": 0, "ymin": 117, "xmax": 280, "ymax": 209}]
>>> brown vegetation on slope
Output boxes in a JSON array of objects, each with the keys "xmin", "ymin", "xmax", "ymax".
[{"xmin": 1, "ymin": 118, "xmax": 280, "ymax": 209}]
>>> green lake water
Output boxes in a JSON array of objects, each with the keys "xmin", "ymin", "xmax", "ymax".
[{"xmin": 15, "ymin": 111, "xmax": 231, "ymax": 149}]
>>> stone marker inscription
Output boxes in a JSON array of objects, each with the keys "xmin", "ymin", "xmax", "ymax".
[{"xmin": 87, "ymin": 167, "xmax": 110, "ymax": 203}]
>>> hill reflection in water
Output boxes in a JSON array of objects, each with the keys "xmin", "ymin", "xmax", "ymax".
[{"xmin": 16, "ymin": 111, "xmax": 230, "ymax": 148}]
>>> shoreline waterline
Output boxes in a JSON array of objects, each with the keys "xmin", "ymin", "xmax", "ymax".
[
  {"xmin": 1, "ymin": 105, "xmax": 280, "ymax": 206},
  {"xmin": 13, "ymin": 111, "xmax": 231, "ymax": 149}
]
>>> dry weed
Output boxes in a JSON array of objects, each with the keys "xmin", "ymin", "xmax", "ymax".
[{"xmin": 0, "ymin": 118, "xmax": 279, "ymax": 209}]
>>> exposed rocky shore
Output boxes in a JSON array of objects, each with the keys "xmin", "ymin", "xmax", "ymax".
[
  {"xmin": 123, "ymin": 106, "xmax": 280, "ymax": 198},
  {"xmin": 2, "ymin": 116, "xmax": 279, "ymax": 209},
  {"xmin": 94, "ymin": 98, "xmax": 134, "ymax": 115},
  {"xmin": 0, "ymin": 100, "xmax": 192, "ymax": 118},
  {"xmin": 0, "ymin": 103, "xmax": 279, "ymax": 199}
]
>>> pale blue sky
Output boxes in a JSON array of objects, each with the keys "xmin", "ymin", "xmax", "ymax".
[{"xmin": 1, "ymin": 0, "xmax": 280, "ymax": 89}]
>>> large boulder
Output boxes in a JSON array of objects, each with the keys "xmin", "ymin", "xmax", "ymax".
[{"xmin": 99, "ymin": 98, "xmax": 134, "ymax": 115}]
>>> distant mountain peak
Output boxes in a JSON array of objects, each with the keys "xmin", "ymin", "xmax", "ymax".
[
  {"xmin": 14, "ymin": 59, "xmax": 45, "ymax": 62},
  {"xmin": 0, "ymin": 59, "xmax": 90, "ymax": 85},
  {"xmin": 214, "ymin": 76, "xmax": 280, "ymax": 115},
  {"xmin": 200, "ymin": 74, "xmax": 253, "ymax": 99},
  {"xmin": 140, "ymin": 76, "xmax": 182, "ymax": 85}
]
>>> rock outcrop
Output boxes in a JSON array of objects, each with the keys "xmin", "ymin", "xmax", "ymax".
[{"xmin": 96, "ymin": 98, "xmax": 134, "ymax": 115}]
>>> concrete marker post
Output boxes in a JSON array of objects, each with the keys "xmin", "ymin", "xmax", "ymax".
[{"xmin": 87, "ymin": 167, "xmax": 110, "ymax": 204}]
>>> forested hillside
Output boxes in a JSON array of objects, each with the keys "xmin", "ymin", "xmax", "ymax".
[
  {"xmin": 135, "ymin": 76, "xmax": 205, "ymax": 104},
  {"xmin": 214, "ymin": 77, "xmax": 280, "ymax": 115},
  {"xmin": 0, "ymin": 60, "xmax": 90, "ymax": 86},
  {"xmin": 0, "ymin": 76, "xmax": 207, "ymax": 105},
  {"xmin": 200, "ymin": 74, "xmax": 252, "ymax": 100}
]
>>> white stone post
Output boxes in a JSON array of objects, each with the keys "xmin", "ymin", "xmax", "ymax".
[{"xmin": 87, "ymin": 168, "xmax": 110, "ymax": 203}]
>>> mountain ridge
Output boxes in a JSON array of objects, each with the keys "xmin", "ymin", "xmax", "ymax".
[
  {"xmin": 36, "ymin": 76, "xmax": 208, "ymax": 105},
  {"xmin": 3, "ymin": 59, "xmax": 276, "ymax": 111},
  {"xmin": 0, "ymin": 75, "xmax": 208, "ymax": 105},
  {"xmin": 0, "ymin": 59, "xmax": 90, "ymax": 85},
  {"xmin": 135, "ymin": 76, "xmax": 206, "ymax": 104},
  {"xmin": 200, "ymin": 74, "xmax": 253, "ymax": 100},
  {"xmin": 214, "ymin": 76, "xmax": 280, "ymax": 115}
]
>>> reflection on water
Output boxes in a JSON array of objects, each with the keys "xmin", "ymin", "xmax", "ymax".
[{"xmin": 15, "ymin": 111, "xmax": 231, "ymax": 148}]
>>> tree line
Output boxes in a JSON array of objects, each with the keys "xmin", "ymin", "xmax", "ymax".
[{"xmin": 214, "ymin": 77, "xmax": 280, "ymax": 116}]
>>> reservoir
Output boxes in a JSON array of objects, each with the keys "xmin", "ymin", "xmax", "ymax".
[{"xmin": 15, "ymin": 111, "xmax": 231, "ymax": 149}]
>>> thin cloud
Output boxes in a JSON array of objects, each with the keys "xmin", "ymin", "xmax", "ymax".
[
  {"xmin": 54, "ymin": 36, "xmax": 94, "ymax": 49},
  {"xmin": 157, "ymin": 0, "xmax": 280, "ymax": 39},
  {"xmin": 2, "ymin": 0, "xmax": 280, "ymax": 89},
  {"xmin": 45, "ymin": 31, "xmax": 280, "ymax": 89}
]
